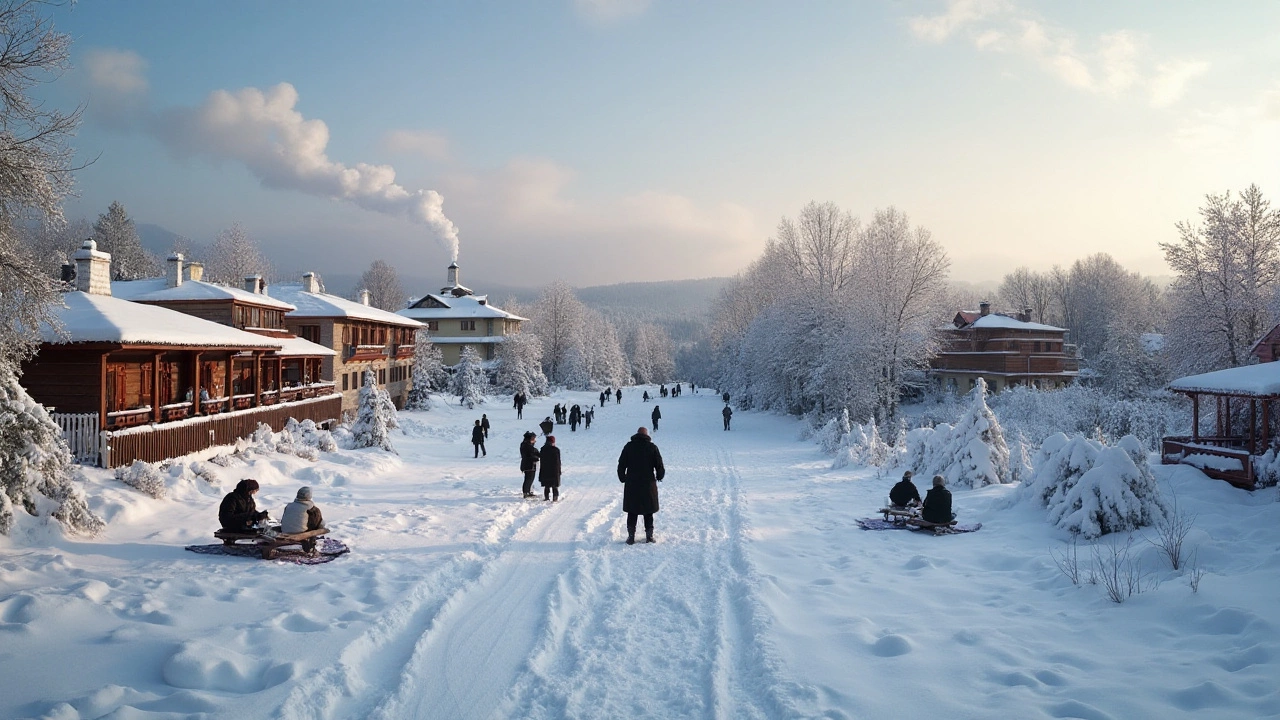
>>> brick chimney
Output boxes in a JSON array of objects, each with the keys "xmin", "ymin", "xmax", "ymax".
[
  {"xmin": 244, "ymin": 275, "xmax": 263, "ymax": 294},
  {"xmin": 73, "ymin": 240, "xmax": 112, "ymax": 296},
  {"xmin": 167, "ymin": 253, "xmax": 184, "ymax": 288},
  {"xmin": 1021, "ymin": 306, "xmax": 1033, "ymax": 323},
  {"xmin": 302, "ymin": 272, "xmax": 320, "ymax": 294},
  {"xmin": 359, "ymin": 289, "xmax": 371, "ymax": 306},
  {"xmin": 184, "ymin": 262, "xmax": 204, "ymax": 282},
  {"xmin": 979, "ymin": 301, "xmax": 990, "ymax": 317}
]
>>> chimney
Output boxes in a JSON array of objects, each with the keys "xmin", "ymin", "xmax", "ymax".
[
  {"xmin": 244, "ymin": 275, "xmax": 263, "ymax": 294},
  {"xmin": 302, "ymin": 272, "xmax": 320, "ymax": 294},
  {"xmin": 359, "ymin": 289, "xmax": 371, "ymax": 306},
  {"xmin": 1021, "ymin": 306, "xmax": 1033, "ymax": 323},
  {"xmin": 184, "ymin": 262, "xmax": 204, "ymax": 282},
  {"xmin": 72, "ymin": 240, "xmax": 112, "ymax": 296},
  {"xmin": 447, "ymin": 262, "xmax": 459, "ymax": 287},
  {"xmin": 979, "ymin": 301, "xmax": 990, "ymax": 317},
  {"xmin": 60, "ymin": 263, "xmax": 74, "ymax": 284},
  {"xmin": 167, "ymin": 253, "xmax": 184, "ymax": 288}
]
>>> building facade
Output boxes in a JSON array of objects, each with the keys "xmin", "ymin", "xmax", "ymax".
[
  {"xmin": 397, "ymin": 262, "xmax": 526, "ymax": 365},
  {"xmin": 929, "ymin": 302, "xmax": 1080, "ymax": 393}
]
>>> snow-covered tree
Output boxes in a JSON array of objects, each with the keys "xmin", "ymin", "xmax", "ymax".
[
  {"xmin": 998, "ymin": 266, "xmax": 1054, "ymax": 324},
  {"xmin": 93, "ymin": 201, "xmax": 156, "ymax": 280},
  {"xmin": 627, "ymin": 322, "xmax": 675, "ymax": 384},
  {"xmin": 406, "ymin": 330, "xmax": 446, "ymax": 410},
  {"xmin": 349, "ymin": 368, "xmax": 397, "ymax": 452},
  {"xmin": 18, "ymin": 218, "xmax": 90, "ymax": 279},
  {"xmin": 451, "ymin": 346, "xmax": 487, "ymax": 409},
  {"xmin": 942, "ymin": 378, "xmax": 1010, "ymax": 488},
  {"xmin": 205, "ymin": 223, "xmax": 271, "ymax": 286},
  {"xmin": 528, "ymin": 281, "xmax": 585, "ymax": 383},
  {"xmin": 583, "ymin": 309, "xmax": 630, "ymax": 389},
  {"xmin": 494, "ymin": 331, "xmax": 548, "ymax": 396},
  {"xmin": 354, "ymin": 259, "xmax": 406, "ymax": 311},
  {"xmin": 1024, "ymin": 432, "xmax": 1165, "ymax": 539}
]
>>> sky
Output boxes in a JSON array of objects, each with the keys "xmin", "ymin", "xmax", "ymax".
[{"xmin": 44, "ymin": 0, "xmax": 1280, "ymax": 290}]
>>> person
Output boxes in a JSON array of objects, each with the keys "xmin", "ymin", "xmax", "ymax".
[
  {"xmin": 280, "ymin": 486, "xmax": 326, "ymax": 552},
  {"xmin": 553, "ymin": 403, "xmax": 562, "ymax": 424},
  {"xmin": 481, "ymin": 413, "xmax": 490, "ymax": 439},
  {"xmin": 615, "ymin": 388, "xmax": 622, "ymax": 403},
  {"xmin": 643, "ymin": 390, "xmax": 650, "ymax": 402},
  {"xmin": 660, "ymin": 384, "xmax": 667, "ymax": 398},
  {"xmin": 515, "ymin": 392, "xmax": 526, "ymax": 419},
  {"xmin": 675, "ymin": 383, "xmax": 682, "ymax": 397},
  {"xmin": 584, "ymin": 405, "xmax": 593, "ymax": 429},
  {"xmin": 651, "ymin": 405, "xmax": 661, "ymax": 431},
  {"xmin": 599, "ymin": 390, "xmax": 607, "ymax": 406},
  {"xmin": 569, "ymin": 404, "xmax": 581, "ymax": 432},
  {"xmin": 889, "ymin": 471, "xmax": 921, "ymax": 508},
  {"xmin": 618, "ymin": 426, "xmax": 665, "ymax": 544},
  {"xmin": 921, "ymin": 475, "xmax": 955, "ymax": 524},
  {"xmin": 691, "ymin": 382, "xmax": 696, "ymax": 393},
  {"xmin": 722, "ymin": 391, "xmax": 730, "ymax": 404},
  {"xmin": 185, "ymin": 386, "xmax": 194, "ymax": 402},
  {"xmin": 472, "ymin": 419, "xmax": 487, "ymax": 458},
  {"xmin": 722, "ymin": 404, "xmax": 733, "ymax": 431},
  {"xmin": 540, "ymin": 416, "xmax": 554, "ymax": 436},
  {"xmin": 219, "ymin": 479, "xmax": 268, "ymax": 532},
  {"xmin": 520, "ymin": 431, "xmax": 541, "ymax": 498},
  {"xmin": 540, "ymin": 435, "xmax": 562, "ymax": 501}
]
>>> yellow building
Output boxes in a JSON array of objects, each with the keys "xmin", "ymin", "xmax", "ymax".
[{"xmin": 397, "ymin": 263, "xmax": 526, "ymax": 365}]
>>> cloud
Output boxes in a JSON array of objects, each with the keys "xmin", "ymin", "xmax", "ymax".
[
  {"xmin": 1174, "ymin": 83, "xmax": 1280, "ymax": 150},
  {"xmin": 573, "ymin": 0, "xmax": 650, "ymax": 24},
  {"xmin": 383, "ymin": 129, "xmax": 451, "ymax": 162},
  {"xmin": 79, "ymin": 48, "xmax": 149, "ymax": 127},
  {"xmin": 908, "ymin": 1, "xmax": 1206, "ymax": 107}
]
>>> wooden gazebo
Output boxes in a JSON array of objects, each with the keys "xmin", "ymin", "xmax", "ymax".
[{"xmin": 1163, "ymin": 363, "xmax": 1280, "ymax": 489}]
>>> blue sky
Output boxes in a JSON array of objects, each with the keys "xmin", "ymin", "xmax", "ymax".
[{"xmin": 47, "ymin": 0, "xmax": 1280, "ymax": 289}]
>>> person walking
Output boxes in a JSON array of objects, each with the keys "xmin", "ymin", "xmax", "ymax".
[
  {"xmin": 643, "ymin": 390, "xmax": 650, "ymax": 402},
  {"xmin": 520, "ymin": 431, "xmax": 540, "ymax": 498},
  {"xmin": 569, "ymin": 404, "xmax": 581, "ymax": 431},
  {"xmin": 584, "ymin": 405, "xmax": 593, "ymax": 429},
  {"xmin": 471, "ymin": 419, "xmax": 487, "ymax": 458},
  {"xmin": 599, "ymin": 390, "xmax": 607, "ymax": 406},
  {"xmin": 722, "ymin": 404, "xmax": 733, "ymax": 431},
  {"xmin": 651, "ymin": 405, "xmax": 661, "ymax": 431},
  {"xmin": 540, "ymin": 435, "xmax": 562, "ymax": 502},
  {"xmin": 722, "ymin": 391, "xmax": 730, "ymax": 404},
  {"xmin": 540, "ymin": 416, "xmax": 554, "ymax": 436},
  {"xmin": 515, "ymin": 392, "xmax": 526, "ymax": 419},
  {"xmin": 618, "ymin": 427, "xmax": 664, "ymax": 544},
  {"xmin": 615, "ymin": 388, "xmax": 622, "ymax": 404},
  {"xmin": 481, "ymin": 413, "xmax": 491, "ymax": 439}
]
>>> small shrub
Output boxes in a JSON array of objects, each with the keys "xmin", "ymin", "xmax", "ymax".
[{"xmin": 115, "ymin": 460, "xmax": 166, "ymax": 499}]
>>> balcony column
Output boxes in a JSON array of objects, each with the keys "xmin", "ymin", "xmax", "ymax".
[
  {"xmin": 1250, "ymin": 399, "xmax": 1257, "ymax": 454},
  {"xmin": 152, "ymin": 352, "xmax": 161, "ymax": 424},
  {"xmin": 1191, "ymin": 394, "xmax": 1199, "ymax": 443},
  {"xmin": 254, "ymin": 352, "xmax": 262, "ymax": 407},
  {"xmin": 192, "ymin": 352, "xmax": 202, "ymax": 415},
  {"xmin": 224, "ymin": 353, "xmax": 233, "ymax": 406}
]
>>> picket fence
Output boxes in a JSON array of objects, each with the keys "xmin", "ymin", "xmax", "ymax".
[{"xmin": 53, "ymin": 412, "xmax": 103, "ymax": 466}]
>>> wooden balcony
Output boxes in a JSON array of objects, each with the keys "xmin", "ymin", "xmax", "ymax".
[
  {"xmin": 106, "ymin": 406, "xmax": 152, "ymax": 429},
  {"xmin": 1161, "ymin": 436, "xmax": 1255, "ymax": 489}
]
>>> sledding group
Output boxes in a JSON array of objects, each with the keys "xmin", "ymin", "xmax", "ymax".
[
  {"xmin": 218, "ymin": 479, "xmax": 329, "ymax": 554},
  {"xmin": 887, "ymin": 471, "xmax": 954, "ymax": 526}
]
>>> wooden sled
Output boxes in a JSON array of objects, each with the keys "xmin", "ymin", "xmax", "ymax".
[
  {"xmin": 878, "ymin": 506, "xmax": 919, "ymax": 525},
  {"xmin": 906, "ymin": 518, "xmax": 959, "ymax": 535},
  {"xmin": 213, "ymin": 528, "xmax": 330, "ymax": 559}
]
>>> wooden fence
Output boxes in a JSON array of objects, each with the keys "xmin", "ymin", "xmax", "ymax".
[
  {"xmin": 53, "ymin": 412, "xmax": 102, "ymax": 466},
  {"xmin": 103, "ymin": 394, "xmax": 342, "ymax": 468}
]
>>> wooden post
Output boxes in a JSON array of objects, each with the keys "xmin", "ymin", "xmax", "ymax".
[
  {"xmin": 1250, "ymin": 398, "xmax": 1257, "ymax": 455},
  {"xmin": 1263, "ymin": 400, "xmax": 1271, "ymax": 451},
  {"xmin": 98, "ymin": 353, "xmax": 108, "ymax": 431},
  {"xmin": 151, "ymin": 352, "xmax": 161, "ymax": 424},
  {"xmin": 1224, "ymin": 396, "xmax": 1230, "ymax": 441},
  {"xmin": 192, "ymin": 351, "xmax": 202, "ymax": 415},
  {"xmin": 1192, "ymin": 394, "xmax": 1199, "ymax": 442},
  {"xmin": 276, "ymin": 357, "xmax": 283, "ymax": 394},
  {"xmin": 254, "ymin": 352, "xmax": 262, "ymax": 407},
  {"xmin": 224, "ymin": 352, "xmax": 233, "ymax": 406}
]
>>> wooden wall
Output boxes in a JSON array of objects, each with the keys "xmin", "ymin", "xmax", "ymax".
[{"xmin": 21, "ymin": 347, "xmax": 102, "ymax": 414}]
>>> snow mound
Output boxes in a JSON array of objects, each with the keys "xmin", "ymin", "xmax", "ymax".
[
  {"xmin": 114, "ymin": 460, "xmax": 166, "ymax": 499},
  {"xmin": 163, "ymin": 640, "xmax": 296, "ymax": 693}
]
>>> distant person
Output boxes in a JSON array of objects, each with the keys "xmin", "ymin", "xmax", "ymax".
[
  {"xmin": 472, "ymin": 419, "xmax": 487, "ymax": 458},
  {"xmin": 691, "ymin": 382, "xmax": 696, "ymax": 393},
  {"xmin": 584, "ymin": 406, "xmax": 594, "ymax": 429},
  {"xmin": 540, "ymin": 436, "xmax": 562, "ymax": 502},
  {"xmin": 569, "ymin": 404, "xmax": 581, "ymax": 431},
  {"xmin": 515, "ymin": 392, "xmax": 526, "ymax": 419},
  {"xmin": 280, "ymin": 486, "xmax": 326, "ymax": 553},
  {"xmin": 675, "ymin": 383, "xmax": 682, "ymax": 397},
  {"xmin": 922, "ymin": 475, "xmax": 955, "ymax": 524},
  {"xmin": 520, "ymin": 431, "xmax": 540, "ymax": 498},
  {"xmin": 616, "ymin": 388, "xmax": 622, "ymax": 404},
  {"xmin": 651, "ymin": 405, "xmax": 661, "ymax": 431},
  {"xmin": 540, "ymin": 416, "xmax": 554, "ymax": 436},
  {"xmin": 722, "ymin": 405, "xmax": 733, "ymax": 431},
  {"xmin": 660, "ymin": 385, "xmax": 667, "ymax": 398},
  {"xmin": 889, "ymin": 471, "xmax": 921, "ymax": 508},
  {"xmin": 643, "ymin": 390, "xmax": 650, "ymax": 402},
  {"xmin": 219, "ymin": 479, "xmax": 268, "ymax": 532},
  {"xmin": 600, "ymin": 390, "xmax": 608, "ymax": 406},
  {"xmin": 481, "ymin": 413, "xmax": 490, "ymax": 438},
  {"xmin": 618, "ymin": 427, "xmax": 665, "ymax": 544},
  {"xmin": 722, "ymin": 391, "xmax": 730, "ymax": 404}
]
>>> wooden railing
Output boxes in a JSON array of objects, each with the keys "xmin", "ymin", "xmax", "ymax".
[{"xmin": 1161, "ymin": 436, "xmax": 1255, "ymax": 489}]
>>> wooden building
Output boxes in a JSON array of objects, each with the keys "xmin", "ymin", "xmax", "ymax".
[
  {"xmin": 397, "ymin": 262, "xmax": 526, "ymax": 365},
  {"xmin": 1161, "ymin": 363, "xmax": 1280, "ymax": 489},
  {"xmin": 268, "ymin": 273, "xmax": 424, "ymax": 413},
  {"xmin": 929, "ymin": 302, "xmax": 1080, "ymax": 393},
  {"xmin": 22, "ymin": 241, "xmax": 341, "ymax": 467}
]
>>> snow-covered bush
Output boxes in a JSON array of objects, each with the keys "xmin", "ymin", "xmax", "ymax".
[
  {"xmin": 406, "ymin": 330, "xmax": 447, "ymax": 411},
  {"xmin": 989, "ymin": 385, "xmax": 1187, "ymax": 452},
  {"xmin": 0, "ymin": 367, "xmax": 102, "ymax": 535},
  {"xmin": 115, "ymin": 459, "xmax": 166, "ymax": 499},
  {"xmin": 817, "ymin": 409, "xmax": 852, "ymax": 454},
  {"xmin": 350, "ymin": 369, "xmax": 397, "ymax": 453},
  {"xmin": 1024, "ymin": 432, "xmax": 1166, "ymax": 539},
  {"xmin": 451, "ymin": 347, "xmax": 487, "ymax": 409},
  {"xmin": 1251, "ymin": 446, "xmax": 1280, "ymax": 488},
  {"xmin": 903, "ymin": 380, "xmax": 1009, "ymax": 488},
  {"xmin": 1006, "ymin": 429, "xmax": 1034, "ymax": 485},
  {"xmin": 275, "ymin": 418, "xmax": 337, "ymax": 461}
]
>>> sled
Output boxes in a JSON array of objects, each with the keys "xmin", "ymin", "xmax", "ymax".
[
  {"xmin": 877, "ymin": 506, "xmax": 919, "ymax": 525},
  {"xmin": 213, "ymin": 528, "xmax": 330, "ymax": 560},
  {"xmin": 906, "ymin": 518, "xmax": 961, "ymax": 535}
]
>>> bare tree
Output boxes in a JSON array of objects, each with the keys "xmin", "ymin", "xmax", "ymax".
[
  {"xmin": 998, "ymin": 267, "xmax": 1054, "ymax": 324},
  {"xmin": 354, "ymin": 259, "xmax": 406, "ymax": 311},
  {"xmin": 18, "ymin": 216, "xmax": 88, "ymax": 278},
  {"xmin": 205, "ymin": 222, "xmax": 271, "ymax": 286},
  {"xmin": 774, "ymin": 201, "xmax": 859, "ymax": 297},
  {"xmin": 527, "ymin": 281, "xmax": 586, "ymax": 384},
  {"xmin": 92, "ymin": 201, "xmax": 156, "ymax": 280}
]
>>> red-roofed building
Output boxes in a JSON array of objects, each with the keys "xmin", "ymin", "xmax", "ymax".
[{"xmin": 929, "ymin": 301, "xmax": 1080, "ymax": 393}]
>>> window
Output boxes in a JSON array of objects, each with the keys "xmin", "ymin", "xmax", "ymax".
[
  {"xmin": 299, "ymin": 325, "xmax": 321, "ymax": 344},
  {"xmin": 460, "ymin": 320, "xmax": 476, "ymax": 331},
  {"xmin": 343, "ymin": 374, "xmax": 349, "ymax": 391},
  {"xmin": 379, "ymin": 368, "xmax": 386, "ymax": 384},
  {"xmin": 427, "ymin": 321, "xmax": 439, "ymax": 331},
  {"xmin": 1034, "ymin": 341, "xmax": 1041, "ymax": 352}
]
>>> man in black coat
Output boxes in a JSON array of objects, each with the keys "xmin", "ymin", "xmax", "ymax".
[
  {"xmin": 921, "ymin": 475, "xmax": 955, "ymax": 524},
  {"xmin": 540, "ymin": 416, "xmax": 554, "ymax": 436},
  {"xmin": 889, "ymin": 471, "xmax": 921, "ymax": 508},
  {"xmin": 515, "ymin": 393, "xmax": 526, "ymax": 419},
  {"xmin": 617, "ymin": 426, "xmax": 665, "ymax": 544},
  {"xmin": 471, "ymin": 419, "xmax": 486, "ymax": 458},
  {"xmin": 540, "ymin": 435, "xmax": 562, "ymax": 501},
  {"xmin": 219, "ymin": 478, "xmax": 268, "ymax": 532},
  {"xmin": 481, "ymin": 413, "xmax": 490, "ymax": 438},
  {"xmin": 615, "ymin": 388, "xmax": 622, "ymax": 403},
  {"xmin": 520, "ymin": 432, "xmax": 540, "ymax": 498},
  {"xmin": 651, "ymin": 405, "xmax": 661, "ymax": 431},
  {"xmin": 722, "ymin": 405, "xmax": 733, "ymax": 431}
]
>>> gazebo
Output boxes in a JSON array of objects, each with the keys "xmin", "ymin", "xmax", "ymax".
[{"xmin": 1163, "ymin": 363, "xmax": 1280, "ymax": 489}]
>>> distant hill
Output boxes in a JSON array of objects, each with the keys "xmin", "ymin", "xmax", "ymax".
[{"xmin": 137, "ymin": 223, "xmax": 182, "ymax": 256}]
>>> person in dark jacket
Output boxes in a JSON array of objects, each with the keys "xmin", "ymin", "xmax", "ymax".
[
  {"xmin": 584, "ymin": 406, "xmax": 594, "ymax": 429},
  {"xmin": 481, "ymin": 413, "xmax": 490, "ymax": 438},
  {"xmin": 520, "ymin": 432, "xmax": 541, "ymax": 497},
  {"xmin": 219, "ymin": 478, "xmax": 268, "ymax": 532},
  {"xmin": 599, "ymin": 390, "xmax": 607, "ymax": 406},
  {"xmin": 515, "ymin": 392, "xmax": 526, "ymax": 419},
  {"xmin": 471, "ymin": 419, "xmax": 486, "ymax": 458},
  {"xmin": 615, "ymin": 388, "xmax": 622, "ymax": 403},
  {"xmin": 921, "ymin": 475, "xmax": 955, "ymax": 524},
  {"xmin": 722, "ymin": 405, "xmax": 733, "ymax": 430},
  {"xmin": 540, "ymin": 435, "xmax": 562, "ymax": 501},
  {"xmin": 617, "ymin": 427, "xmax": 665, "ymax": 544},
  {"xmin": 722, "ymin": 391, "xmax": 730, "ymax": 404},
  {"xmin": 889, "ymin": 471, "xmax": 921, "ymax": 508},
  {"xmin": 643, "ymin": 390, "xmax": 650, "ymax": 402},
  {"xmin": 540, "ymin": 416, "xmax": 554, "ymax": 436},
  {"xmin": 651, "ymin": 405, "xmax": 661, "ymax": 431}
]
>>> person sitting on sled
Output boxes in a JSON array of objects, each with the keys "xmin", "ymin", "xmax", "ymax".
[
  {"xmin": 219, "ymin": 479, "xmax": 268, "ymax": 532},
  {"xmin": 281, "ymin": 486, "xmax": 327, "ymax": 552},
  {"xmin": 921, "ymin": 475, "xmax": 955, "ymax": 524},
  {"xmin": 888, "ymin": 471, "xmax": 922, "ymax": 509}
]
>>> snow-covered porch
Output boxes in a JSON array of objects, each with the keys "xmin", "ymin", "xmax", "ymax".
[{"xmin": 1162, "ymin": 363, "xmax": 1280, "ymax": 489}]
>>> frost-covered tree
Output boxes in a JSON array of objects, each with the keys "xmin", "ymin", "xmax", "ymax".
[
  {"xmin": 528, "ymin": 281, "xmax": 585, "ymax": 383},
  {"xmin": 18, "ymin": 217, "xmax": 89, "ymax": 279},
  {"xmin": 942, "ymin": 378, "xmax": 1010, "ymax": 488},
  {"xmin": 1024, "ymin": 432, "xmax": 1165, "ymax": 539},
  {"xmin": 998, "ymin": 267, "xmax": 1054, "ymax": 324},
  {"xmin": 628, "ymin": 322, "xmax": 675, "ymax": 384},
  {"xmin": 93, "ymin": 201, "xmax": 156, "ymax": 280},
  {"xmin": 354, "ymin": 259, "xmax": 406, "ymax": 311},
  {"xmin": 494, "ymin": 331, "xmax": 548, "ymax": 396},
  {"xmin": 451, "ymin": 346, "xmax": 487, "ymax": 409},
  {"xmin": 406, "ymin": 330, "xmax": 446, "ymax": 410},
  {"xmin": 583, "ymin": 309, "xmax": 630, "ymax": 388},
  {"xmin": 205, "ymin": 223, "xmax": 271, "ymax": 286},
  {"xmin": 349, "ymin": 368, "xmax": 397, "ymax": 452}
]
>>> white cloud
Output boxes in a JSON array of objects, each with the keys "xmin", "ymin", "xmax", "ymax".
[
  {"xmin": 1149, "ymin": 60, "xmax": 1210, "ymax": 108},
  {"xmin": 383, "ymin": 129, "xmax": 451, "ymax": 162},
  {"xmin": 83, "ymin": 48, "xmax": 148, "ymax": 96},
  {"xmin": 1174, "ymin": 82, "xmax": 1280, "ymax": 150},
  {"xmin": 908, "ymin": 0, "xmax": 1007, "ymax": 43},
  {"xmin": 573, "ymin": 0, "xmax": 650, "ymax": 24}
]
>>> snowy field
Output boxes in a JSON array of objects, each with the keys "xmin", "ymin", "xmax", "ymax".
[{"xmin": 2, "ymin": 389, "xmax": 1279, "ymax": 719}]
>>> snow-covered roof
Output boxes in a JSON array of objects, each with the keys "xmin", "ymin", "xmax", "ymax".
[
  {"xmin": 112, "ymin": 278, "xmax": 296, "ymax": 310},
  {"xmin": 968, "ymin": 314, "xmax": 1066, "ymax": 332},
  {"xmin": 268, "ymin": 284, "xmax": 424, "ymax": 328},
  {"xmin": 398, "ymin": 293, "xmax": 527, "ymax": 322},
  {"xmin": 425, "ymin": 336, "xmax": 507, "ymax": 344},
  {"xmin": 43, "ymin": 292, "xmax": 284, "ymax": 349},
  {"xmin": 1169, "ymin": 363, "xmax": 1280, "ymax": 397},
  {"xmin": 272, "ymin": 335, "xmax": 337, "ymax": 357}
]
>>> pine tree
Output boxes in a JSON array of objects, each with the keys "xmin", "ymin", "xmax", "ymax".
[
  {"xmin": 93, "ymin": 201, "xmax": 156, "ymax": 280},
  {"xmin": 941, "ymin": 378, "xmax": 1010, "ymax": 488},
  {"xmin": 451, "ymin": 346, "xmax": 487, "ymax": 409},
  {"xmin": 349, "ymin": 368, "xmax": 397, "ymax": 452},
  {"xmin": 406, "ymin": 330, "xmax": 446, "ymax": 410}
]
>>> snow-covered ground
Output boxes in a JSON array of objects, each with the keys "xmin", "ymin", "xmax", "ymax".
[{"xmin": 2, "ymin": 389, "xmax": 1278, "ymax": 719}]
